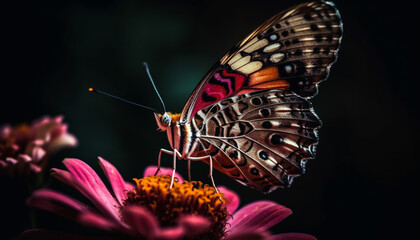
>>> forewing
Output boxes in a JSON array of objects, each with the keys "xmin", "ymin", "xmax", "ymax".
[
  {"xmin": 190, "ymin": 90, "xmax": 321, "ymax": 193},
  {"xmin": 180, "ymin": 1, "xmax": 342, "ymax": 122}
]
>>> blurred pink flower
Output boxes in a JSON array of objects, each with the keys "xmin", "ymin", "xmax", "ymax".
[
  {"xmin": 21, "ymin": 158, "xmax": 316, "ymax": 240},
  {"xmin": 0, "ymin": 115, "xmax": 77, "ymax": 177}
]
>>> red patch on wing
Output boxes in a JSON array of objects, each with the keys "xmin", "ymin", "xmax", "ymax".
[{"xmin": 191, "ymin": 70, "xmax": 245, "ymax": 118}]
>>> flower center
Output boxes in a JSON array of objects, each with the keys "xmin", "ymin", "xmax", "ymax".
[
  {"xmin": 0, "ymin": 124, "xmax": 30, "ymax": 159},
  {"xmin": 124, "ymin": 175, "xmax": 229, "ymax": 239}
]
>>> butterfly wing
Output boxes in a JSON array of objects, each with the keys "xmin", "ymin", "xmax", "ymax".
[
  {"xmin": 190, "ymin": 90, "xmax": 321, "ymax": 193},
  {"xmin": 180, "ymin": 1, "xmax": 342, "ymax": 123}
]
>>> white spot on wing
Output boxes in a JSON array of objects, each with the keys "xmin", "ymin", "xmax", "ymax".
[
  {"xmin": 270, "ymin": 34, "xmax": 278, "ymax": 41},
  {"xmin": 230, "ymin": 55, "xmax": 251, "ymax": 70},
  {"xmin": 263, "ymin": 43, "xmax": 281, "ymax": 53},
  {"xmin": 227, "ymin": 53, "xmax": 242, "ymax": 65},
  {"xmin": 269, "ymin": 52, "xmax": 285, "ymax": 63},
  {"xmin": 284, "ymin": 65, "xmax": 292, "ymax": 73},
  {"xmin": 242, "ymin": 39, "xmax": 269, "ymax": 53},
  {"xmin": 237, "ymin": 61, "xmax": 263, "ymax": 74}
]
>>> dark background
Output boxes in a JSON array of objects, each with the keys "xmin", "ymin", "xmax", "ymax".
[{"xmin": 1, "ymin": 0, "xmax": 418, "ymax": 239}]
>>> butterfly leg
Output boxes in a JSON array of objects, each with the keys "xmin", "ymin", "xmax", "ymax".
[
  {"xmin": 208, "ymin": 155, "xmax": 221, "ymax": 197},
  {"xmin": 155, "ymin": 148, "xmax": 175, "ymax": 176},
  {"xmin": 187, "ymin": 159, "xmax": 192, "ymax": 181},
  {"xmin": 169, "ymin": 149, "xmax": 182, "ymax": 189},
  {"xmin": 186, "ymin": 155, "xmax": 221, "ymax": 199}
]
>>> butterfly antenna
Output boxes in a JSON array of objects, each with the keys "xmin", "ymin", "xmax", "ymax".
[
  {"xmin": 88, "ymin": 88, "xmax": 160, "ymax": 113},
  {"xmin": 143, "ymin": 62, "xmax": 167, "ymax": 113}
]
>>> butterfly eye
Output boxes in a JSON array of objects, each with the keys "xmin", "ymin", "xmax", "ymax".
[{"xmin": 161, "ymin": 113, "xmax": 172, "ymax": 127}]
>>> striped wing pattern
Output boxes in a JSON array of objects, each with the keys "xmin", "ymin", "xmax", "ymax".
[
  {"xmin": 190, "ymin": 90, "xmax": 321, "ymax": 193},
  {"xmin": 181, "ymin": 1, "xmax": 342, "ymax": 122}
]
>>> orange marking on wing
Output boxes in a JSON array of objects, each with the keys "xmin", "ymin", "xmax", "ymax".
[
  {"xmin": 235, "ymin": 89, "xmax": 255, "ymax": 96},
  {"xmin": 249, "ymin": 66, "xmax": 279, "ymax": 85},
  {"xmin": 252, "ymin": 80, "xmax": 290, "ymax": 89}
]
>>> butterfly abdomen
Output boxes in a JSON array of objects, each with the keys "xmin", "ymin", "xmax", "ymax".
[{"xmin": 164, "ymin": 119, "xmax": 198, "ymax": 160}]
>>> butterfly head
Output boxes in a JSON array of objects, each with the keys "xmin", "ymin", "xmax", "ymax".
[
  {"xmin": 154, "ymin": 112, "xmax": 182, "ymax": 131},
  {"xmin": 154, "ymin": 112, "xmax": 171, "ymax": 131}
]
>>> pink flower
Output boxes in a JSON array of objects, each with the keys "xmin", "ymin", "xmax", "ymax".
[
  {"xmin": 0, "ymin": 115, "xmax": 77, "ymax": 176},
  {"xmin": 21, "ymin": 158, "xmax": 316, "ymax": 240}
]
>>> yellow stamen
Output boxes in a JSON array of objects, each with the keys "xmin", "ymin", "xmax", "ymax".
[{"xmin": 125, "ymin": 175, "xmax": 229, "ymax": 239}]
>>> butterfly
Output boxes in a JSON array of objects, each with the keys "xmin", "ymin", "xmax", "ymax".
[{"xmin": 153, "ymin": 1, "xmax": 342, "ymax": 193}]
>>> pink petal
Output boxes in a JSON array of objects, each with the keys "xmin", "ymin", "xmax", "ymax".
[
  {"xmin": 50, "ymin": 123, "xmax": 68, "ymax": 139},
  {"xmin": 26, "ymin": 189, "xmax": 91, "ymax": 221},
  {"xmin": 47, "ymin": 133, "xmax": 78, "ymax": 152},
  {"xmin": 6, "ymin": 157, "xmax": 18, "ymax": 165},
  {"xmin": 62, "ymin": 158, "xmax": 121, "ymax": 222},
  {"xmin": 53, "ymin": 115, "xmax": 64, "ymax": 122},
  {"xmin": 271, "ymin": 233, "xmax": 317, "ymax": 240},
  {"xmin": 53, "ymin": 115, "xmax": 64, "ymax": 123},
  {"xmin": 0, "ymin": 160, "xmax": 7, "ymax": 168},
  {"xmin": 32, "ymin": 139, "xmax": 45, "ymax": 146},
  {"xmin": 98, "ymin": 156, "xmax": 129, "ymax": 205},
  {"xmin": 224, "ymin": 230, "xmax": 270, "ymax": 240},
  {"xmin": 31, "ymin": 116, "xmax": 61, "ymax": 139},
  {"xmin": 52, "ymin": 168, "xmax": 76, "ymax": 187},
  {"xmin": 31, "ymin": 146, "xmax": 46, "ymax": 162},
  {"xmin": 125, "ymin": 181, "xmax": 135, "ymax": 190},
  {"xmin": 178, "ymin": 214, "xmax": 211, "ymax": 237},
  {"xmin": 29, "ymin": 163, "xmax": 42, "ymax": 173},
  {"xmin": 227, "ymin": 201, "xmax": 292, "ymax": 233},
  {"xmin": 144, "ymin": 166, "xmax": 184, "ymax": 183},
  {"xmin": 11, "ymin": 143, "xmax": 19, "ymax": 151},
  {"xmin": 156, "ymin": 226, "xmax": 185, "ymax": 240},
  {"xmin": 78, "ymin": 212, "xmax": 120, "ymax": 231},
  {"xmin": 18, "ymin": 154, "xmax": 32, "ymax": 162},
  {"xmin": 0, "ymin": 125, "xmax": 11, "ymax": 139},
  {"xmin": 121, "ymin": 205, "xmax": 160, "ymax": 238},
  {"xmin": 218, "ymin": 186, "xmax": 240, "ymax": 214}
]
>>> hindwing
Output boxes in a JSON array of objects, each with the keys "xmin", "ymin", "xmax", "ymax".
[{"xmin": 190, "ymin": 90, "xmax": 321, "ymax": 193}]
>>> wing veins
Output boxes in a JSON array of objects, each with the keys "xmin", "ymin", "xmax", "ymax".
[
  {"xmin": 200, "ymin": 136, "xmax": 282, "ymax": 177},
  {"xmin": 200, "ymin": 92, "xmax": 304, "ymax": 126},
  {"xmin": 199, "ymin": 134, "xmax": 306, "ymax": 170},
  {"xmin": 197, "ymin": 138, "xmax": 258, "ymax": 184}
]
